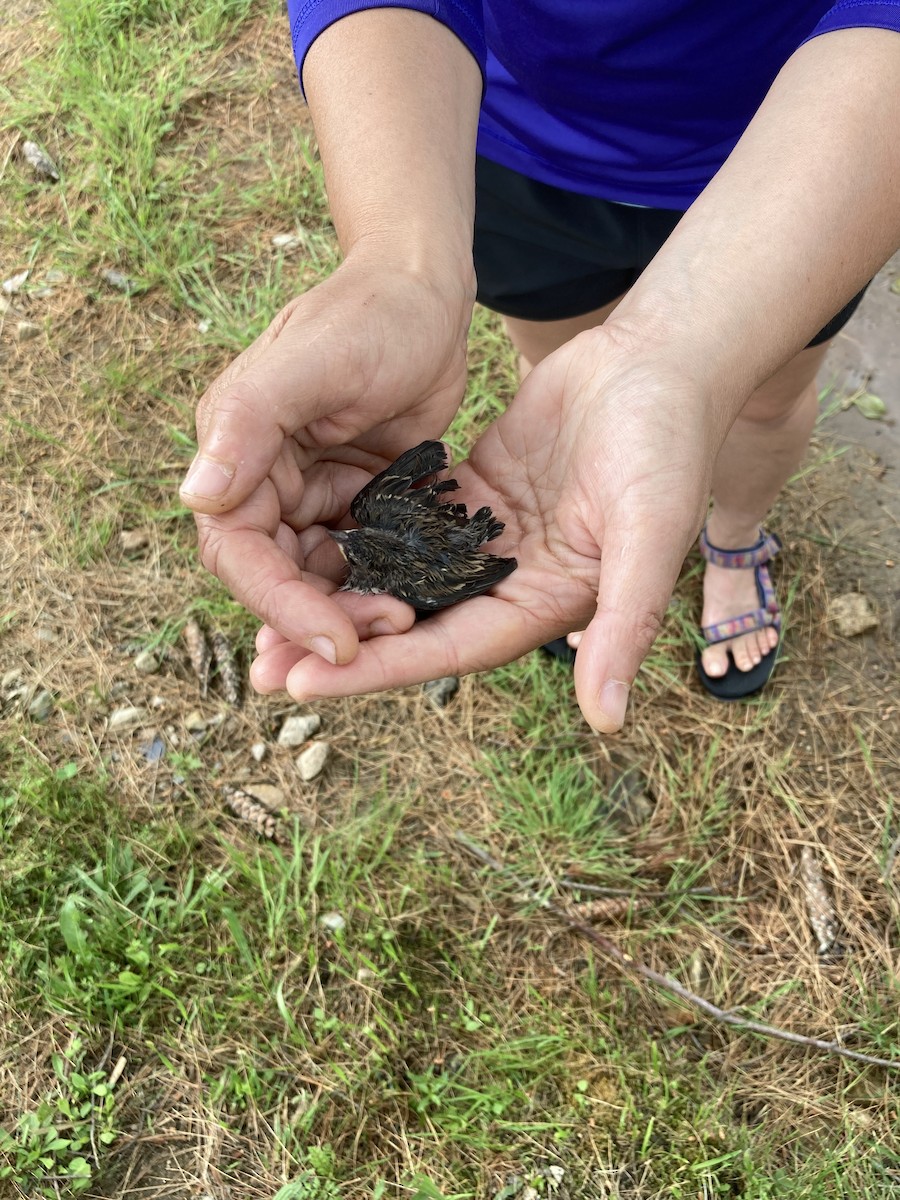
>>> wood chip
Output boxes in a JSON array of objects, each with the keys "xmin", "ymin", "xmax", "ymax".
[
  {"xmin": 183, "ymin": 619, "xmax": 211, "ymax": 698},
  {"xmin": 800, "ymin": 845, "xmax": 839, "ymax": 956},
  {"xmin": 211, "ymin": 630, "xmax": 242, "ymax": 707}
]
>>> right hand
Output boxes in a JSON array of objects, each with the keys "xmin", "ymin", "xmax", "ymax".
[{"xmin": 179, "ymin": 249, "xmax": 474, "ymax": 664}]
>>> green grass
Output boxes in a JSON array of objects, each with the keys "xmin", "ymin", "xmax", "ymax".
[{"xmin": 2, "ymin": 1, "xmax": 899, "ymax": 1196}]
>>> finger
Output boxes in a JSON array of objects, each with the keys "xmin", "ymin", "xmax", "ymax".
[
  {"xmin": 256, "ymin": 624, "xmax": 286, "ymax": 654},
  {"xmin": 279, "ymin": 592, "xmax": 538, "ymax": 701},
  {"xmin": 180, "ymin": 319, "xmax": 333, "ymax": 514},
  {"xmin": 197, "ymin": 514, "xmax": 359, "ymax": 663},
  {"xmin": 251, "ymin": 641, "xmax": 309, "ymax": 693},
  {"xmin": 573, "ymin": 512, "xmax": 695, "ymax": 734}
]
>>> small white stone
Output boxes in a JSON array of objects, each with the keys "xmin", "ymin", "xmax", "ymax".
[
  {"xmin": 185, "ymin": 710, "xmax": 207, "ymax": 732},
  {"xmin": 108, "ymin": 705, "xmax": 148, "ymax": 732},
  {"xmin": 133, "ymin": 650, "xmax": 159, "ymax": 674},
  {"xmin": 319, "ymin": 911, "xmax": 346, "ymax": 933},
  {"xmin": 271, "ymin": 232, "xmax": 302, "ymax": 250},
  {"xmin": 2, "ymin": 270, "xmax": 29, "ymax": 295},
  {"xmin": 16, "ymin": 321, "xmax": 42, "ymax": 341},
  {"xmin": 246, "ymin": 783, "xmax": 284, "ymax": 810},
  {"xmin": 829, "ymin": 592, "xmax": 879, "ymax": 638},
  {"xmin": 250, "ymin": 741, "xmax": 267, "ymax": 762},
  {"xmin": 278, "ymin": 712, "xmax": 322, "ymax": 747},
  {"xmin": 197, "ymin": 317, "xmax": 212, "ymax": 333},
  {"xmin": 28, "ymin": 689, "xmax": 53, "ymax": 721},
  {"xmin": 296, "ymin": 739, "xmax": 329, "ymax": 781}
]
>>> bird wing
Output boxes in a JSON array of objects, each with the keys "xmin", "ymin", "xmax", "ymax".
[
  {"xmin": 404, "ymin": 552, "xmax": 518, "ymax": 611},
  {"xmin": 350, "ymin": 441, "xmax": 463, "ymax": 529}
]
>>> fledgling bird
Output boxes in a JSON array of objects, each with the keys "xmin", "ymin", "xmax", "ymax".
[{"xmin": 329, "ymin": 441, "xmax": 517, "ymax": 612}]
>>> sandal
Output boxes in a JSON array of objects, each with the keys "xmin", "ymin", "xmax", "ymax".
[{"xmin": 696, "ymin": 526, "xmax": 783, "ymax": 700}]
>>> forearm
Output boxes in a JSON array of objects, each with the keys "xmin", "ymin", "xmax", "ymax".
[
  {"xmin": 303, "ymin": 9, "xmax": 481, "ymax": 294},
  {"xmin": 612, "ymin": 28, "xmax": 900, "ymax": 434}
]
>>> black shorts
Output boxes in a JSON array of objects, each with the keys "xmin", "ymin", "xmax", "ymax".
[{"xmin": 473, "ymin": 156, "xmax": 867, "ymax": 349}]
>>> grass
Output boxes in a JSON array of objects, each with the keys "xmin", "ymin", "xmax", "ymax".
[{"xmin": 2, "ymin": 1, "xmax": 900, "ymax": 1197}]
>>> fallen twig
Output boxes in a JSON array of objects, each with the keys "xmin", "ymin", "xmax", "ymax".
[{"xmin": 453, "ymin": 832, "xmax": 898, "ymax": 1072}]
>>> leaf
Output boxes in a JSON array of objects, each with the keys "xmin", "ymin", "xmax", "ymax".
[
  {"xmin": 851, "ymin": 392, "xmax": 887, "ymax": 420},
  {"xmin": 58, "ymin": 897, "xmax": 88, "ymax": 957}
]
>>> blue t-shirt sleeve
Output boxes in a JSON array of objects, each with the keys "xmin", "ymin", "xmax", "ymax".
[
  {"xmin": 288, "ymin": 0, "xmax": 486, "ymax": 97},
  {"xmin": 805, "ymin": 0, "xmax": 900, "ymax": 40}
]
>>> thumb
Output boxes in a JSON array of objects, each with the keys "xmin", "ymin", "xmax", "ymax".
[
  {"xmin": 573, "ymin": 511, "xmax": 697, "ymax": 733},
  {"xmin": 179, "ymin": 312, "xmax": 332, "ymax": 514}
]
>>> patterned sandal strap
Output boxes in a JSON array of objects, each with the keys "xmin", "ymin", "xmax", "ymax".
[
  {"xmin": 701, "ymin": 563, "xmax": 782, "ymax": 645},
  {"xmin": 699, "ymin": 526, "xmax": 782, "ymax": 569}
]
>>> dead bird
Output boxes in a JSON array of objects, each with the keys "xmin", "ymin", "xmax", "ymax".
[{"xmin": 329, "ymin": 441, "xmax": 517, "ymax": 612}]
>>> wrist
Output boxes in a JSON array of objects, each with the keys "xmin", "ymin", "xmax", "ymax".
[{"xmin": 343, "ymin": 235, "xmax": 477, "ymax": 323}]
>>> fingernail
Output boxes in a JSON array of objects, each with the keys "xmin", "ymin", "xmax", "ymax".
[
  {"xmin": 598, "ymin": 679, "xmax": 630, "ymax": 730},
  {"xmin": 309, "ymin": 635, "xmax": 337, "ymax": 664},
  {"xmin": 181, "ymin": 454, "xmax": 235, "ymax": 499},
  {"xmin": 567, "ymin": 632, "xmax": 583, "ymax": 649},
  {"xmin": 370, "ymin": 618, "xmax": 396, "ymax": 637}
]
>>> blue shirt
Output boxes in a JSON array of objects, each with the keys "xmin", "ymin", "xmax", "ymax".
[{"xmin": 288, "ymin": 0, "xmax": 900, "ymax": 209}]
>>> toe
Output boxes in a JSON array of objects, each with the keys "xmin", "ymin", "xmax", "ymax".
[
  {"xmin": 732, "ymin": 633, "xmax": 759, "ymax": 672},
  {"xmin": 701, "ymin": 642, "xmax": 729, "ymax": 677}
]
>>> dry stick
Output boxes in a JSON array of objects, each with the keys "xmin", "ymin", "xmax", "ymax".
[{"xmin": 453, "ymin": 832, "xmax": 898, "ymax": 1072}]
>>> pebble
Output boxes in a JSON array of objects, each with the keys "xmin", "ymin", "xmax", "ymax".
[
  {"xmin": 2, "ymin": 270, "xmax": 29, "ymax": 295},
  {"xmin": 108, "ymin": 705, "xmax": 148, "ymax": 732},
  {"xmin": 16, "ymin": 321, "xmax": 42, "ymax": 342},
  {"xmin": 23, "ymin": 140, "xmax": 59, "ymax": 181},
  {"xmin": 319, "ymin": 911, "xmax": 346, "ymax": 933},
  {"xmin": 134, "ymin": 650, "xmax": 159, "ymax": 674},
  {"xmin": 119, "ymin": 527, "xmax": 150, "ymax": 552},
  {"xmin": 250, "ymin": 741, "xmax": 267, "ymax": 762},
  {"xmin": 28, "ymin": 689, "xmax": 53, "ymax": 721},
  {"xmin": 245, "ymin": 783, "xmax": 284, "ymax": 810},
  {"xmin": 185, "ymin": 710, "xmax": 207, "ymax": 733},
  {"xmin": 829, "ymin": 592, "xmax": 879, "ymax": 638},
  {"xmin": 297, "ymin": 739, "xmax": 330, "ymax": 781},
  {"xmin": 423, "ymin": 675, "xmax": 460, "ymax": 708},
  {"xmin": 271, "ymin": 232, "xmax": 302, "ymax": 250},
  {"xmin": 197, "ymin": 317, "xmax": 212, "ymax": 333},
  {"xmin": 277, "ymin": 712, "xmax": 322, "ymax": 747},
  {"xmin": 101, "ymin": 268, "xmax": 137, "ymax": 293}
]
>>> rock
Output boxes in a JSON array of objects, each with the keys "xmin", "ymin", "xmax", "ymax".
[
  {"xmin": 250, "ymin": 741, "xmax": 267, "ymax": 762},
  {"xmin": 23, "ymin": 141, "xmax": 59, "ymax": 181},
  {"xmin": 133, "ymin": 650, "xmax": 159, "ymax": 674},
  {"xmin": 245, "ymin": 783, "xmax": 285, "ymax": 810},
  {"xmin": 830, "ymin": 592, "xmax": 879, "ymax": 638},
  {"xmin": 2, "ymin": 270, "xmax": 29, "ymax": 295},
  {"xmin": 271, "ymin": 232, "xmax": 302, "ymax": 250},
  {"xmin": 108, "ymin": 705, "xmax": 148, "ymax": 732},
  {"xmin": 101, "ymin": 268, "xmax": 137, "ymax": 293},
  {"xmin": 297, "ymin": 739, "xmax": 330, "ymax": 781},
  {"xmin": 119, "ymin": 527, "xmax": 150, "ymax": 553},
  {"xmin": 423, "ymin": 675, "xmax": 460, "ymax": 708},
  {"xmin": 1, "ymin": 668, "xmax": 23, "ymax": 694},
  {"xmin": 278, "ymin": 712, "xmax": 322, "ymax": 747},
  {"xmin": 197, "ymin": 317, "xmax": 212, "ymax": 333},
  {"xmin": 185, "ymin": 710, "xmax": 207, "ymax": 733},
  {"xmin": 28, "ymin": 689, "xmax": 53, "ymax": 721},
  {"xmin": 319, "ymin": 911, "xmax": 346, "ymax": 933},
  {"xmin": 16, "ymin": 321, "xmax": 42, "ymax": 342}
]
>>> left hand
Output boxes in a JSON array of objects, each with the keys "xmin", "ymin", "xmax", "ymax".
[{"xmin": 251, "ymin": 324, "xmax": 718, "ymax": 732}]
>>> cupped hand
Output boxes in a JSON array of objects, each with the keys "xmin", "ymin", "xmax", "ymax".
[
  {"xmin": 251, "ymin": 324, "xmax": 720, "ymax": 731},
  {"xmin": 179, "ymin": 249, "xmax": 473, "ymax": 662}
]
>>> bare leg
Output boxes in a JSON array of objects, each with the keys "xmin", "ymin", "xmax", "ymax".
[{"xmin": 699, "ymin": 341, "xmax": 828, "ymax": 677}]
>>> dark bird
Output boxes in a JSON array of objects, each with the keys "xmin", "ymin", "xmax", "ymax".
[{"xmin": 329, "ymin": 441, "xmax": 517, "ymax": 612}]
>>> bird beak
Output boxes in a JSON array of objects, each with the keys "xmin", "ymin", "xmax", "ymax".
[{"xmin": 328, "ymin": 529, "xmax": 349, "ymax": 560}]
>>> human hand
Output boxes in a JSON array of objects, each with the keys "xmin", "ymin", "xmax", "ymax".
[
  {"xmin": 250, "ymin": 324, "xmax": 719, "ymax": 731},
  {"xmin": 179, "ymin": 250, "xmax": 473, "ymax": 664}
]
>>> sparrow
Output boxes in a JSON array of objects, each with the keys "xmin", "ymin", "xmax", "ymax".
[{"xmin": 329, "ymin": 441, "xmax": 517, "ymax": 612}]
